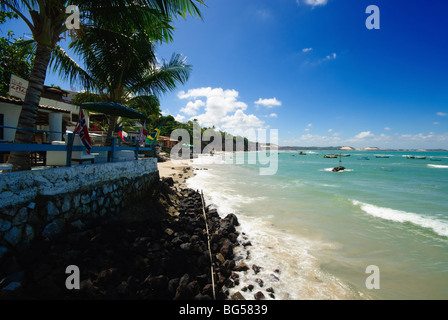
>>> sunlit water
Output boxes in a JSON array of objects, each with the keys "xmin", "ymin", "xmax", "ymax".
[{"xmin": 186, "ymin": 151, "xmax": 448, "ymax": 300}]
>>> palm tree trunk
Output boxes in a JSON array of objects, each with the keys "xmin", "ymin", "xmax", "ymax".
[{"xmin": 8, "ymin": 43, "xmax": 53, "ymax": 171}]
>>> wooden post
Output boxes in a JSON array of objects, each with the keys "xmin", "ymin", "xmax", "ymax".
[
  {"xmin": 65, "ymin": 133, "xmax": 74, "ymax": 167},
  {"xmin": 110, "ymin": 137, "xmax": 116, "ymax": 162}
]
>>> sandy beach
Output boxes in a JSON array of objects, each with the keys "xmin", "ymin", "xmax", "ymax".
[{"xmin": 157, "ymin": 158, "xmax": 195, "ymax": 186}]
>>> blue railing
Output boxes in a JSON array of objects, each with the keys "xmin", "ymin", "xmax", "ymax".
[{"xmin": 0, "ymin": 125, "xmax": 154, "ymax": 167}]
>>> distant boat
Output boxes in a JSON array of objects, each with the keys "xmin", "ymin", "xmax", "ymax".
[
  {"xmin": 406, "ymin": 156, "xmax": 426, "ymax": 159},
  {"xmin": 340, "ymin": 154, "xmax": 351, "ymax": 157},
  {"xmin": 324, "ymin": 154, "xmax": 338, "ymax": 158},
  {"xmin": 358, "ymin": 156, "xmax": 370, "ymax": 160},
  {"xmin": 299, "ymin": 152, "xmax": 306, "ymax": 155},
  {"xmin": 376, "ymin": 155, "xmax": 390, "ymax": 158}
]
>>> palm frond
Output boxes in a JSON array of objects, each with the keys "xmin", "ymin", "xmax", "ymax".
[
  {"xmin": 49, "ymin": 44, "xmax": 96, "ymax": 91},
  {"xmin": 0, "ymin": 0, "xmax": 38, "ymax": 32},
  {"xmin": 132, "ymin": 53, "xmax": 192, "ymax": 96}
]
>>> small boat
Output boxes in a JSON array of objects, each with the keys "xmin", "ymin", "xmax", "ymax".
[
  {"xmin": 324, "ymin": 154, "xmax": 338, "ymax": 158},
  {"xmin": 299, "ymin": 152, "xmax": 306, "ymax": 155},
  {"xmin": 340, "ymin": 154, "xmax": 351, "ymax": 157},
  {"xmin": 376, "ymin": 155, "xmax": 390, "ymax": 158},
  {"xmin": 406, "ymin": 156, "xmax": 426, "ymax": 159},
  {"xmin": 358, "ymin": 156, "xmax": 370, "ymax": 160}
]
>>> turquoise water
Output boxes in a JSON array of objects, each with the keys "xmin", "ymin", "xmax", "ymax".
[{"xmin": 187, "ymin": 151, "xmax": 448, "ymax": 300}]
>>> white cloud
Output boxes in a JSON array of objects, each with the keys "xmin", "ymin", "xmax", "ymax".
[
  {"xmin": 296, "ymin": 0, "xmax": 328, "ymax": 7},
  {"xmin": 177, "ymin": 87, "xmax": 265, "ymax": 135},
  {"xmin": 179, "ymin": 99, "xmax": 205, "ymax": 116},
  {"xmin": 384, "ymin": 127, "xmax": 391, "ymax": 131},
  {"xmin": 437, "ymin": 112, "xmax": 448, "ymax": 116},
  {"xmin": 221, "ymin": 109, "xmax": 265, "ymax": 135},
  {"xmin": 324, "ymin": 53, "xmax": 337, "ymax": 61},
  {"xmin": 328, "ymin": 128, "xmax": 333, "ymax": 132},
  {"xmin": 353, "ymin": 131, "xmax": 374, "ymax": 140},
  {"xmin": 303, "ymin": 52, "xmax": 338, "ymax": 67},
  {"xmin": 281, "ymin": 132, "xmax": 448, "ymax": 149},
  {"xmin": 434, "ymin": 122, "xmax": 440, "ymax": 125},
  {"xmin": 254, "ymin": 97, "xmax": 282, "ymax": 108},
  {"xmin": 302, "ymin": 48, "xmax": 313, "ymax": 53},
  {"xmin": 269, "ymin": 113, "xmax": 278, "ymax": 118},
  {"xmin": 174, "ymin": 114, "xmax": 185, "ymax": 122}
]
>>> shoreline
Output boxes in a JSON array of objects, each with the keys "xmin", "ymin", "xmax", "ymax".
[
  {"xmin": 0, "ymin": 156, "xmax": 266, "ymax": 300},
  {"xmin": 159, "ymin": 156, "xmax": 278, "ymax": 300}
]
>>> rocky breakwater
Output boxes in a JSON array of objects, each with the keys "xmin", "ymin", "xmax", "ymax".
[{"xmin": 0, "ymin": 177, "xmax": 245, "ymax": 300}]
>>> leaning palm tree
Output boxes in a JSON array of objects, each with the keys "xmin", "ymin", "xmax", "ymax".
[
  {"xmin": 1, "ymin": 0, "xmax": 204, "ymax": 171},
  {"xmin": 51, "ymin": 21, "xmax": 192, "ymax": 138}
]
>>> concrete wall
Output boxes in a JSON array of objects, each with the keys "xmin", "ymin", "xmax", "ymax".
[
  {"xmin": 0, "ymin": 159, "xmax": 159, "ymax": 258},
  {"xmin": 0, "ymin": 102, "xmax": 21, "ymax": 142}
]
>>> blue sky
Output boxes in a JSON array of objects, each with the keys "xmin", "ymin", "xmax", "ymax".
[{"xmin": 3, "ymin": 0, "xmax": 448, "ymax": 148}]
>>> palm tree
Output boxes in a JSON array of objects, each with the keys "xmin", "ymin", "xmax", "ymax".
[
  {"xmin": 51, "ymin": 21, "xmax": 192, "ymax": 138},
  {"xmin": 0, "ymin": 0, "xmax": 204, "ymax": 171}
]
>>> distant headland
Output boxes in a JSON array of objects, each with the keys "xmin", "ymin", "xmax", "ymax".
[{"xmin": 276, "ymin": 146, "xmax": 447, "ymax": 152}]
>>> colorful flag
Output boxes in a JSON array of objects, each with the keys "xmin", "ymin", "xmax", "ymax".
[
  {"xmin": 74, "ymin": 108, "xmax": 92, "ymax": 154},
  {"xmin": 146, "ymin": 127, "xmax": 161, "ymax": 143},
  {"xmin": 139, "ymin": 121, "xmax": 147, "ymax": 146},
  {"xmin": 117, "ymin": 125, "xmax": 127, "ymax": 142}
]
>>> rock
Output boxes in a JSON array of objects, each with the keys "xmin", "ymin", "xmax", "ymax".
[
  {"xmin": 12, "ymin": 207, "xmax": 28, "ymax": 226},
  {"xmin": 168, "ymin": 278, "xmax": 180, "ymax": 295},
  {"xmin": 216, "ymin": 253, "xmax": 226, "ymax": 264},
  {"xmin": 332, "ymin": 166, "xmax": 345, "ymax": 172},
  {"xmin": 242, "ymin": 240, "xmax": 252, "ymax": 247},
  {"xmin": 225, "ymin": 213, "xmax": 240, "ymax": 226},
  {"xmin": 71, "ymin": 219, "xmax": 85, "ymax": 230},
  {"xmin": 96, "ymin": 268, "xmax": 120, "ymax": 287},
  {"xmin": 231, "ymin": 291, "xmax": 246, "ymax": 300},
  {"xmin": 201, "ymin": 283, "xmax": 213, "ymax": 296},
  {"xmin": 267, "ymin": 287, "xmax": 274, "ymax": 293},
  {"xmin": 46, "ymin": 201, "xmax": 60, "ymax": 217},
  {"xmin": 0, "ymin": 218, "xmax": 11, "ymax": 232},
  {"xmin": 41, "ymin": 220, "xmax": 65, "ymax": 241},
  {"xmin": 254, "ymin": 291, "xmax": 265, "ymax": 300},
  {"xmin": 4, "ymin": 226, "xmax": 22, "ymax": 246},
  {"xmin": 219, "ymin": 238, "xmax": 234, "ymax": 259},
  {"xmin": 180, "ymin": 243, "xmax": 191, "ymax": 251},
  {"xmin": 234, "ymin": 262, "xmax": 249, "ymax": 272},
  {"xmin": 194, "ymin": 293, "xmax": 212, "ymax": 300},
  {"xmin": 164, "ymin": 228, "xmax": 174, "ymax": 237},
  {"xmin": 252, "ymin": 264, "xmax": 262, "ymax": 274},
  {"xmin": 162, "ymin": 177, "xmax": 175, "ymax": 186},
  {"xmin": 255, "ymin": 278, "xmax": 264, "ymax": 287}
]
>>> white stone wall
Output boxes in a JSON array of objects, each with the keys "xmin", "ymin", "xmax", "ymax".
[
  {"xmin": 0, "ymin": 159, "xmax": 159, "ymax": 258},
  {"xmin": 0, "ymin": 158, "xmax": 157, "ymax": 208}
]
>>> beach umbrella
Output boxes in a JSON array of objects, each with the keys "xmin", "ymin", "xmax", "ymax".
[{"xmin": 80, "ymin": 102, "xmax": 147, "ymax": 120}]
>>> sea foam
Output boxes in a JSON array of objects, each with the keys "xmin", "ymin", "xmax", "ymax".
[
  {"xmin": 352, "ymin": 200, "xmax": 448, "ymax": 238},
  {"xmin": 428, "ymin": 164, "xmax": 448, "ymax": 169}
]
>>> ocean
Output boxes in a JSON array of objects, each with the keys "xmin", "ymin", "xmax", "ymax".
[{"xmin": 186, "ymin": 151, "xmax": 448, "ymax": 300}]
